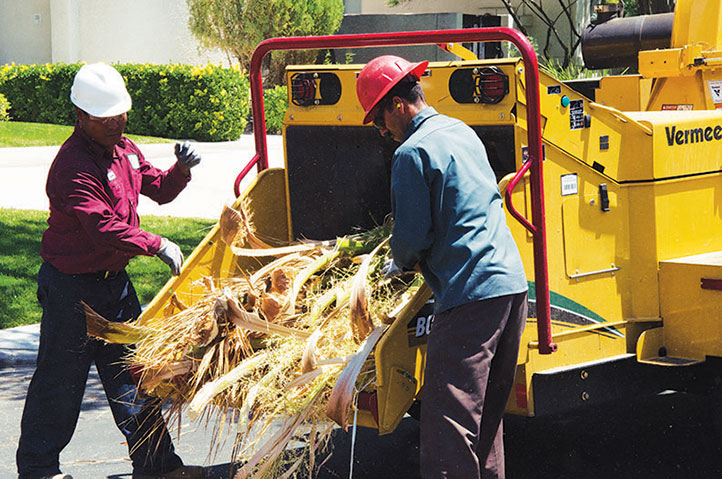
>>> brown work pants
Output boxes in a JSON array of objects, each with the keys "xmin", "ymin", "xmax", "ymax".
[{"xmin": 420, "ymin": 292, "xmax": 528, "ymax": 479}]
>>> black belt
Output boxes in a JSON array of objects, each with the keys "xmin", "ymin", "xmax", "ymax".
[{"xmin": 75, "ymin": 270, "xmax": 123, "ymax": 280}]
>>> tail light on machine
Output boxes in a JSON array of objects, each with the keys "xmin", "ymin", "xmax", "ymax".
[
  {"xmin": 449, "ymin": 66, "xmax": 509, "ymax": 104},
  {"xmin": 290, "ymin": 72, "xmax": 342, "ymax": 107}
]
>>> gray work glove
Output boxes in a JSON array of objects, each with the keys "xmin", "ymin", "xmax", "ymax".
[
  {"xmin": 174, "ymin": 141, "xmax": 201, "ymax": 174},
  {"xmin": 156, "ymin": 237, "xmax": 184, "ymax": 276},
  {"xmin": 380, "ymin": 259, "xmax": 403, "ymax": 279}
]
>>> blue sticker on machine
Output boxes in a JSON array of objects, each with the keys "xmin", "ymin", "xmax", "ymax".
[{"xmin": 407, "ymin": 298, "xmax": 435, "ymax": 347}]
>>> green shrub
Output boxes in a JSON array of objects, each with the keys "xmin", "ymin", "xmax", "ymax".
[
  {"xmin": 0, "ymin": 63, "xmax": 250, "ymax": 141},
  {"xmin": 263, "ymin": 85, "xmax": 288, "ymax": 134},
  {"xmin": 0, "ymin": 93, "xmax": 10, "ymax": 121},
  {"xmin": 0, "ymin": 63, "xmax": 77, "ymax": 125}
]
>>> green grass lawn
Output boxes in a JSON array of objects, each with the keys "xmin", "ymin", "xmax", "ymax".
[
  {"xmin": 0, "ymin": 121, "xmax": 174, "ymax": 147},
  {"xmin": 0, "ymin": 208, "xmax": 215, "ymax": 329}
]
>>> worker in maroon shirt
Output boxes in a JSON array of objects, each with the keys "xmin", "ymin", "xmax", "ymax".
[{"xmin": 16, "ymin": 63, "xmax": 205, "ymax": 479}]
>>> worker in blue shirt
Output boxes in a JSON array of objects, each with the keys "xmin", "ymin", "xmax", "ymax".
[{"xmin": 356, "ymin": 55, "xmax": 528, "ymax": 479}]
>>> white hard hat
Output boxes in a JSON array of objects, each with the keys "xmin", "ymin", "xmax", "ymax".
[{"xmin": 70, "ymin": 63, "xmax": 132, "ymax": 117}]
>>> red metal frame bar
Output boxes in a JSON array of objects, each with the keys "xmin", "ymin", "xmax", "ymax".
[{"xmin": 234, "ymin": 28, "xmax": 556, "ymax": 354}]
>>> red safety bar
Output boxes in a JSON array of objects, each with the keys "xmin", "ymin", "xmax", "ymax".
[{"xmin": 233, "ymin": 28, "xmax": 556, "ymax": 355}]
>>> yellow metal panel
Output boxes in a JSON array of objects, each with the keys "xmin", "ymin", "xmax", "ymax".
[
  {"xmin": 670, "ymin": 0, "xmax": 722, "ymax": 51},
  {"xmin": 652, "ymin": 175, "xmax": 722, "ymax": 261},
  {"xmin": 596, "ymin": 75, "xmax": 652, "ymax": 112},
  {"xmin": 625, "ymin": 185, "xmax": 661, "ymax": 319},
  {"xmin": 284, "ymin": 59, "xmax": 519, "ymax": 129},
  {"xmin": 638, "ymin": 49, "xmax": 687, "ymax": 78},
  {"xmin": 529, "ymin": 71, "xmax": 655, "ymax": 183},
  {"xmin": 510, "ymin": 320, "xmax": 628, "ymax": 416},
  {"xmin": 625, "ymin": 110, "xmax": 722, "ymax": 179},
  {"xmin": 636, "ymin": 327, "xmax": 664, "ymax": 362},
  {"xmin": 644, "ymin": 75, "xmax": 713, "ymax": 110},
  {"xmin": 140, "ymin": 168, "xmax": 289, "ymax": 323},
  {"xmin": 373, "ymin": 283, "xmax": 432, "ymax": 434},
  {"xmin": 562, "ymin": 191, "xmax": 624, "ymax": 279},
  {"xmin": 503, "ymin": 141, "xmax": 631, "ymax": 416},
  {"xmin": 659, "ymin": 252, "xmax": 722, "ymax": 360}
]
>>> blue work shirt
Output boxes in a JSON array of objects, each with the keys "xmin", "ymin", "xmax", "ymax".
[{"xmin": 389, "ymin": 107, "xmax": 528, "ymax": 313}]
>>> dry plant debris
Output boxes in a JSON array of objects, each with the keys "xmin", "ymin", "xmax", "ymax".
[{"xmin": 84, "ymin": 204, "xmax": 422, "ymax": 478}]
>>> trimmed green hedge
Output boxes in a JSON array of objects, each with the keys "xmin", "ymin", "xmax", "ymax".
[
  {"xmin": 0, "ymin": 63, "xmax": 251, "ymax": 141},
  {"xmin": 0, "ymin": 93, "xmax": 9, "ymax": 121},
  {"xmin": 263, "ymin": 85, "xmax": 289, "ymax": 135}
]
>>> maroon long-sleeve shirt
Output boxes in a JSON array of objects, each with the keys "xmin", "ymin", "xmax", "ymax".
[{"xmin": 41, "ymin": 125, "xmax": 190, "ymax": 274}]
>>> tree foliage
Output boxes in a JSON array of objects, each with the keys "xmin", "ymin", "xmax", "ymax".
[
  {"xmin": 187, "ymin": 0, "xmax": 344, "ymax": 85},
  {"xmin": 388, "ymin": 0, "xmax": 674, "ymax": 72}
]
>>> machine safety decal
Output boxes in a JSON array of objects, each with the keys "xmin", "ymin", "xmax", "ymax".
[
  {"xmin": 561, "ymin": 174, "xmax": 578, "ymax": 196},
  {"xmin": 547, "ymin": 85, "xmax": 562, "ymax": 95},
  {"xmin": 569, "ymin": 100, "xmax": 585, "ymax": 130},
  {"xmin": 661, "ymin": 104, "xmax": 693, "ymax": 111},
  {"xmin": 708, "ymin": 80, "xmax": 722, "ymax": 105}
]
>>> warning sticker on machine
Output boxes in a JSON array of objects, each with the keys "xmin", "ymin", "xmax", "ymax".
[
  {"xmin": 561, "ymin": 174, "xmax": 578, "ymax": 196},
  {"xmin": 662, "ymin": 104, "xmax": 694, "ymax": 111},
  {"xmin": 569, "ymin": 99, "xmax": 585, "ymax": 130},
  {"xmin": 709, "ymin": 80, "xmax": 722, "ymax": 103}
]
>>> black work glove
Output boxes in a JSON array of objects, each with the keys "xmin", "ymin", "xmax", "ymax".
[{"xmin": 175, "ymin": 141, "xmax": 201, "ymax": 175}]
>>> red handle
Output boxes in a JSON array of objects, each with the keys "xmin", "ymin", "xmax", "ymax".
[
  {"xmin": 235, "ymin": 28, "xmax": 556, "ymax": 354},
  {"xmin": 504, "ymin": 160, "xmax": 535, "ymax": 234}
]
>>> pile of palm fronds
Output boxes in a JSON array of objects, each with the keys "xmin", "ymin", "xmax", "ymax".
[{"xmin": 85, "ymin": 204, "xmax": 421, "ymax": 478}]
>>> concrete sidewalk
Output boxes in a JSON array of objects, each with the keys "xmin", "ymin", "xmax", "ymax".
[
  {"xmin": 0, "ymin": 134, "xmax": 285, "ymax": 220},
  {"xmin": 0, "ymin": 324, "xmax": 38, "ymax": 367}
]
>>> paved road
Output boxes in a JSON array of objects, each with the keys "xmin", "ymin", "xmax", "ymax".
[
  {"xmin": 3, "ymin": 361, "xmax": 721, "ymax": 479},
  {"xmin": 0, "ymin": 366, "xmax": 238, "ymax": 478}
]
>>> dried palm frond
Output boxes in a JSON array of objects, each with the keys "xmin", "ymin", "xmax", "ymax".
[
  {"xmin": 325, "ymin": 326, "xmax": 386, "ymax": 429},
  {"xmin": 284, "ymin": 248, "xmax": 341, "ymax": 314},
  {"xmin": 140, "ymin": 360, "xmax": 197, "ymax": 392},
  {"xmin": 189, "ymin": 353, "xmax": 267, "ymax": 420},
  {"xmin": 235, "ymin": 385, "xmax": 325, "ymax": 479},
  {"xmin": 83, "ymin": 302, "xmax": 157, "ymax": 344},
  {"xmin": 85, "ymin": 216, "xmax": 421, "ymax": 477},
  {"xmin": 219, "ymin": 204, "xmax": 273, "ymax": 250},
  {"xmin": 224, "ymin": 293, "xmax": 311, "ymax": 339},
  {"xmin": 348, "ymin": 238, "xmax": 389, "ymax": 343}
]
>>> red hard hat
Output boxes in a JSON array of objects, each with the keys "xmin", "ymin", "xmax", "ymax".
[{"xmin": 356, "ymin": 55, "xmax": 429, "ymax": 124}]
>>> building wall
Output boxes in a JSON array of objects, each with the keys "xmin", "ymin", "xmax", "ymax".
[
  {"xmin": 1, "ymin": 0, "xmax": 591, "ymax": 67},
  {"xmin": 349, "ymin": 0, "xmax": 509, "ymax": 16},
  {"xmin": 335, "ymin": 13, "xmax": 465, "ymax": 64},
  {"xmin": 343, "ymin": 0, "xmax": 592, "ymax": 63},
  {"xmin": 0, "ymin": 0, "xmax": 52, "ymax": 64},
  {"xmin": 0, "ymin": 0, "xmax": 227, "ymax": 66}
]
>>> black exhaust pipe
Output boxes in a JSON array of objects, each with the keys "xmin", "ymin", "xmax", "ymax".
[{"xmin": 581, "ymin": 12, "xmax": 674, "ymax": 70}]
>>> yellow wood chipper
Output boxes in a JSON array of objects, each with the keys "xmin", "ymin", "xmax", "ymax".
[{"xmin": 140, "ymin": 0, "xmax": 722, "ymax": 437}]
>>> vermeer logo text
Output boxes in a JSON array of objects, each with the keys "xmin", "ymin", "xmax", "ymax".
[{"xmin": 666, "ymin": 125, "xmax": 722, "ymax": 146}]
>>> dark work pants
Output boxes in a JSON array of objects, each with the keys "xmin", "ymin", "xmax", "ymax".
[
  {"xmin": 420, "ymin": 292, "xmax": 528, "ymax": 479},
  {"xmin": 16, "ymin": 262, "xmax": 183, "ymax": 479}
]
